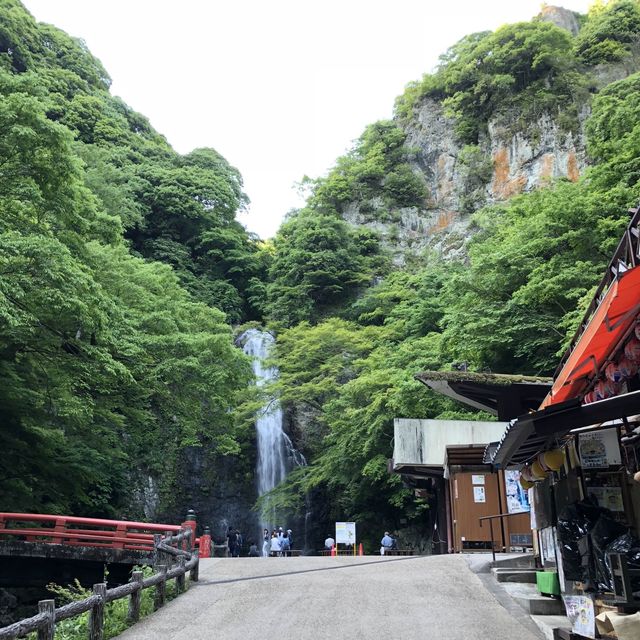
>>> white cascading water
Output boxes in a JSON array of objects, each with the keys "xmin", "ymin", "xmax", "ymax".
[{"xmin": 240, "ymin": 329, "xmax": 305, "ymax": 529}]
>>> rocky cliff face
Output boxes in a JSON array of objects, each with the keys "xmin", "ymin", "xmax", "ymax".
[{"xmin": 344, "ymin": 98, "xmax": 589, "ymax": 264}]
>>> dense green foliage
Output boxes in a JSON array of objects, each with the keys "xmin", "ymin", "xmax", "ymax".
[
  {"xmin": 0, "ymin": 1, "xmax": 257, "ymax": 517},
  {"xmin": 261, "ymin": 3, "xmax": 640, "ymax": 547},
  {"xmin": 5, "ymin": 0, "xmax": 640, "ymax": 554},
  {"xmin": 395, "ymin": 2, "xmax": 640, "ymax": 142}
]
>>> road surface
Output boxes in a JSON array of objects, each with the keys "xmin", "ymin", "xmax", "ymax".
[{"xmin": 115, "ymin": 555, "xmax": 541, "ymax": 640}]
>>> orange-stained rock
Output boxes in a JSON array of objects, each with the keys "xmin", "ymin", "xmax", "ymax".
[
  {"xmin": 540, "ymin": 154, "xmax": 555, "ymax": 180},
  {"xmin": 567, "ymin": 151, "xmax": 579, "ymax": 182}
]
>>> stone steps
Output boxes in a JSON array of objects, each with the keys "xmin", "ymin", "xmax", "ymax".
[
  {"xmin": 501, "ymin": 583, "xmax": 565, "ymax": 615},
  {"xmin": 491, "ymin": 567, "xmax": 538, "ymax": 583}
]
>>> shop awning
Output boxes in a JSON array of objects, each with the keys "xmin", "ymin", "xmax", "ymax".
[
  {"xmin": 541, "ymin": 265, "xmax": 640, "ymax": 409},
  {"xmin": 490, "ymin": 390, "xmax": 640, "ymax": 467},
  {"xmin": 414, "ymin": 371, "xmax": 551, "ymax": 420}
]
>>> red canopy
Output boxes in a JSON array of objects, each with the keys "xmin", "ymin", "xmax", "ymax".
[{"xmin": 540, "ymin": 265, "xmax": 640, "ymax": 409}]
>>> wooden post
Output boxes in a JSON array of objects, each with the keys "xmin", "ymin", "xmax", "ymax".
[
  {"xmin": 37, "ymin": 599, "xmax": 55, "ymax": 640},
  {"xmin": 165, "ymin": 530, "xmax": 173, "ymax": 567},
  {"xmin": 154, "ymin": 565, "xmax": 167, "ymax": 610},
  {"xmin": 89, "ymin": 583, "xmax": 106, "ymax": 640},
  {"xmin": 127, "ymin": 570, "xmax": 143, "ymax": 623},
  {"xmin": 153, "ymin": 533, "xmax": 162, "ymax": 566},
  {"xmin": 190, "ymin": 556, "xmax": 199, "ymax": 582},
  {"xmin": 176, "ymin": 556, "xmax": 186, "ymax": 593}
]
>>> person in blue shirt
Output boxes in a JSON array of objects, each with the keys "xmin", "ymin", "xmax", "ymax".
[{"xmin": 380, "ymin": 531, "xmax": 394, "ymax": 555}]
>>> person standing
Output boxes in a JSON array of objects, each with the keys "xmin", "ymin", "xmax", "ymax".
[
  {"xmin": 262, "ymin": 528, "xmax": 270, "ymax": 557},
  {"xmin": 280, "ymin": 531, "xmax": 291, "ymax": 557},
  {"xmin": 227, "ymin": 526, "xmax": 237, "ymax": 558},
  {"xmin": 270, "ymin": 531, "xmax": 281, "ymax": 557},
  {"xmin": 324, "ymin": 533, "xmax": 335, "ymax": 551},
  {"xmin": 380, "ymin": 531, "xmax": 394, "ymax": 555}
]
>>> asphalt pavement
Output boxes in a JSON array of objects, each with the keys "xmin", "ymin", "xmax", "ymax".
[{"xmin": 115, "ymin": 555, "xmax": 542, "ymax": 640}]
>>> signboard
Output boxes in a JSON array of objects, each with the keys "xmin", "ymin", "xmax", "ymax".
[
  {"xmin": 471, "ymin": 474, "xmax": 485, "ymax": 485},
  {"xmin": 335, "ymin": 522, "xmax": 356, "ymax": 545},
  {"xmin": 473, "ymin": 486, "xmax": 486, "ymax": 503},
  {"xmin": 563, "ymin": 595, "xmax": 595, "ymax": 639},
  {"xmin": 587, "ymin": 486, "xmax": 624, "ymax": 511},
  {"xmin": 505, "ymin": 470, "xmax": 530, "ymax": 514},
  {"xmin": 578, "ymin": 428, "xmax": 621, "ymax": 469}
]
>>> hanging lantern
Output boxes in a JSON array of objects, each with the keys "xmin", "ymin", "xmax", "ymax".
[
  {"xmin": 530, "ymin": 460, "xmax": 547, "ymax": 480},
  {"xmin": 624, "ymin": 337, "xmax": 640, "ymax": 363},
  {"xmin": 520, "ymin": 466, "xmax": 535, "ymax": 482},
  {"xmin": 605, "ymin": 362, "xmax": 624, "ymax": 383},
  {"xmin": 583, "ymin": 390, "xmax": 597, "ymax": 404},
  {"xmin": 542, "ymin": 449, "xmax": 564, "ymax": 471},
  {"xmin": 618, "ymin": 356, "xmax": 638, "ymax": 378},
  {"xmin": 634, "ymin": 324, "xmax": 640, "ymax": 341},
  {"xmin": 520, "ymin": 476, "xmax": 534, "ymax": 490}
]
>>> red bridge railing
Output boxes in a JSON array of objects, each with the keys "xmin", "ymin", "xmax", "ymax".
[{"xmin": 0, "ymin": 511, "xmax": 211, "ymax": 557}]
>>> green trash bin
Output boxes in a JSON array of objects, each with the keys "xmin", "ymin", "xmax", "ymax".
[{"xmin": 536, "ymin": 570, "xmax": 560, "ymax": 596}]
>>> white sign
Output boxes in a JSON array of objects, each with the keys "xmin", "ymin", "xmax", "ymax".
[
  {"xmin": 564, "ymin": 595, "xmax": 595, "ymax": 639},
  {"xmin": 473, "ymin": 486, "xmax": 486, "ymax": 503},
  {"xmin": 335, "ymin": 522, "xmax": 356, "ymax": 545},
  {"xmin": 578, "ymin": 428, "xmax": 621, "ymax": 469},
  {"xmin": 471, "ymin": 474, "xmax": 485, "ymax": 485}
]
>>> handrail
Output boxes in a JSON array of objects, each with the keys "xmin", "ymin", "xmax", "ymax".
[
  {"xmin": 479, "ymin": 512, "xmax": 524, "ymax": 522},
  {"xmin": 479, "ymin": 512, "xmax": 527, "ymax": 562},
  {"xmin": 0, "ymin": 528, "xmax": 200, "ymax": 640}
]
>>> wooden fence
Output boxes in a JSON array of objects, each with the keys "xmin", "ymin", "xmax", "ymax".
[{"xmin": 0, "ymin": 527, "xmax": 199, "ymax": 640}]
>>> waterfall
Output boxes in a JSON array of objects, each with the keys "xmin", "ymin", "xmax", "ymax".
[{"xmin": 239, "ymin": 328, "xmax": 306, "ymax": 530}]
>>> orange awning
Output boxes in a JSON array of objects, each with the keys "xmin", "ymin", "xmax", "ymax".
[{"xmin": 541, "ymin": 265, "xmax": 640, "ymax": 409}]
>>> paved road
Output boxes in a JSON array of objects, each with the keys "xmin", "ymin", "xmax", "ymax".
[{"xmin": 116, "ymin": 555, "xmax": 542, "ymax": 640}]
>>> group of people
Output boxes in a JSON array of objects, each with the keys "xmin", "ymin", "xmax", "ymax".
[
  {"xmin": 226, "ymin": 527, "xmax": 244, "ymax": 557},
  {"xmin": 262, "ymin": 527, "xmax": 294, "ymax": 557}
]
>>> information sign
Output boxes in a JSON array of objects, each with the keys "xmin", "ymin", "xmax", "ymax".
[{"xmin": 335, "ymin": 521, "xmax": 356, "ymax": 545}]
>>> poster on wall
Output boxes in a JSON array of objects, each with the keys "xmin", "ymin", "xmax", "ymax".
[
  {"xmin": 473, "ymin": 486, "xmax": 486, "ymax": 503},
  {"xmin": 335, "ymin": 522, "xmax": 356, "ymax": 545},
  {"xmin": 578, "ymin": 428, "xmax": 621, "ymax": 469},
  {"xmin": 586, "ymin": 487, "xmax": 624, "ymax": 511},
  {"xmin": 505, "ymin": 470, "xmax": 531, "ymax": 514},
  {"xmin": 563, "ymin": 595, "xmax": 595, "ymax": 639},
  {"xmin": 471, "ymin": 475, "xmax": 485, "ymax": 485}
]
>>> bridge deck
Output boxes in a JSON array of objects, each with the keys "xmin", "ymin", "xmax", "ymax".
[{"xmin": 114, "ymin": 555, "xmax": 542, "ymax": 640}]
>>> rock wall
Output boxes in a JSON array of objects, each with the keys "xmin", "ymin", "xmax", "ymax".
[{"xmin": 343, "ymin": 97, "xmax": 589, "ymax": 264}]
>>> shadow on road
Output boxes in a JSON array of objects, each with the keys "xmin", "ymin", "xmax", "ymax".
[{"xmin": 193, "ymin": 556, "xmax": 424, "ymax": 586}]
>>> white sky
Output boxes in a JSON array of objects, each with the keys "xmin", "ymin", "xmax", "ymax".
[{"xmin": 23, "ymin": 0, "xmax": 592, "ymax": 239}]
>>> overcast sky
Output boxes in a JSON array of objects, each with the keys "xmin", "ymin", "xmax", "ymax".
[{"xmin": 23, "ymin": 1, "xmax": 592, "ymax": 239}]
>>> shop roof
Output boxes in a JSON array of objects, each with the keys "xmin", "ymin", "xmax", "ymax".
[
  {"xmin": 543, "ymin": 205, "xmax": 640, "ymax": 408},
  {"xmin": 414, "ymin": 370, "xmax": 551, "ymax": 420},
  {"xmin": 490, "ymin": 390, "xmax": 640, "ymax": 467}
]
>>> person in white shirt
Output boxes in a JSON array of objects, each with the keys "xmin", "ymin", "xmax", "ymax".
[
  {"xmin": 324, "ymin": 534, "xmax": 335, "ymax": 550},
  {"xmin": 270, "ymin": 532, "xmax": 282, "ymax": 557}
]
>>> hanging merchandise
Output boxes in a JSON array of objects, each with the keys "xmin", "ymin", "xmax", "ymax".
[
  {"xmin": 583, "ymin": 390, "xmax": 597, "ymax": 404},
  {"xmin": 624, "ymin": 336, "xmax": 640, "ymax": 363},
  {"xmin": 594, "ymin": 379, "xmax": 619, "ymax": 401},
  {"xmin": 605, "ymin": 362, "xmax": 624, "ymax": 383},
  {"xmin": 617, "ymin": 356, "xmax": 638, "ymax": 378}
]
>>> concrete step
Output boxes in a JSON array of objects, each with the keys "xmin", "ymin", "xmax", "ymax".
[
  {"xmin": 490, "ymin": 553, "xmax": 536, "ymax": 570},
  {"xmin": 531, "ymin": 615, "xmax": 572, "ymax": 640},
  {"xmin": 491, "ymin": 567, "xmax": 537, "ymax": 583},
  {"xmin": 501, "ymin": 583, "xmax": 565, "ymax": 616}
]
